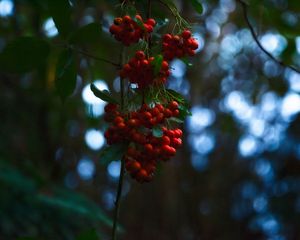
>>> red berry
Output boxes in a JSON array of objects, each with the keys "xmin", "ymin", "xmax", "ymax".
[
  {"xmin": 163, "ymin": 34, "xmax": 172, "ymax": 42},
  {"xmin": 147, "ymin": 18, "xmax": 156, "ymax": 26},
  {"xmin": 162, "ymin": 136, "xmax": 171, "ymax": 145},
  {"xmin": 169, "ymin": 101, "xmax": 179, "ymax": 110},
  {"xmin": 172, "ymin": 109, "xmax": 180, "ymax": 117},
  {"xmin": 144, "ymin": 143, "xmax": 153, "ymax": 152},
  {"xmin": 182, "ymin": 30, "xmax": 191, "ymax": 39},
  {"xmin": 128, "ymin": 118, "xmax": 140, "ymax": 127},
  {"xmin": 172, "ymin": 138, "xmax": 182, "ymax": 148},
  {"xmin": 136, "ymin": 169, "xmax": 148, "ymax": 182},
  {"xmin": 164, "ymin": 108, "xmax": 172, "ymax": 118},
  {"xmin": 135, "ymin": 50, "xmax": 145, "ymax": 60},
  {"xmin": 114, "ymin": 116, "xmax": 124, "ymax": 124}
]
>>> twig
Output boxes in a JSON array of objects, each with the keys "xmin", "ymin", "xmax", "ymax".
[
  {"xmin": 72, "ymin": 47, "xmax": 121, "ymax": 68},
  {"xmin": 111, "ymin": 157, "xmax": 125, "ymax": 240},
  {"xmin": 54, "ymin": 43, "xmax": 121, "ymax": 68},
  {"xmin": 237, "ymin": 0, "xmax": 300, "ymax": 74},
  {"xmin": 111, "ymin": 46, "xmax": 126, "ymax": 240}
]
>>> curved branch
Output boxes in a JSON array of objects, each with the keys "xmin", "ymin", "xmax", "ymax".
[
  {"xmin": 237, "ymin": 0, "xmax": 300, "ymax": 74},
  {"xmin": 54, "ymin": 43, "xmax": 121, "ymax": 68}
]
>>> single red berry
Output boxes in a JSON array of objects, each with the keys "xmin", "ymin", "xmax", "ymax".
[
  {"xmin": 128, "ymin": 118, "xmax": 140, "ymax": 127},
  {"xmin": 147, "ymin": 18, "xmax": 156, "ymax": 26},
  {"xmin": 123, "ymin": 15, "xmax": 132, "ymax": 23},
  {"xmin": 163, "ymin": 34, "xmax": 172, "ymax": 42},
  {"xmin": 169, "ymin": 101, "xmax": 179, "ymax": 110},
  {"xmin": 172, "ymin": 109, "xmax": 180, "ymax": 117},
  {"xmin": 144, "ymin": 143, "xmax": 153, "ymax": 152},
  {"xmin": 182, "ymin": 29, "xmax": 192, "ymax": 39},
  {"xmin": 135, "ymin": 50, "xmax": 145, "ymax": 60},
  {"xmin": 114, "ymin": 116, "xmax": 124, "ymax": 124},
  {"xmin": 172, "ymin": 138, "xmax": 182, "ymax": 148},
  {"xmin": 162, "ymin": 136, "xmax": 171, "ymax": 145},
  {"xmin": 164, "ymin": 108, "xmax": 173, "ymax": 118}
]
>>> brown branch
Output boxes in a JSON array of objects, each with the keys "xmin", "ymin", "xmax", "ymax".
[
  {"xmin": 111, "ymin": 46, "xmax": 126, "ymax": 240},
  {"xmin": 237, "ymin": 0, "xmax": 300, "ymax": 74},
  {"xmin": 70, "ymin": 47, "xmax": 121, "ymax": 68},
  {"xmin": 54, "ymin": 43, "xmax": 121, "ymax": 68}
]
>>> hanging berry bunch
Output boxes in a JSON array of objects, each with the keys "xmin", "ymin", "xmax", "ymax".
[
  {"xmin": 92, "ymin": 5, "xmax": 198, "ymax": 184},
  {"xmin": 109, "ymin": 15, "xmax": 156, "ymax": 46}
]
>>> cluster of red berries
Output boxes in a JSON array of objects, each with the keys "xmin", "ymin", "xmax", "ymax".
[
  {"xmin": 120, "ymin": 51, "xmax": 170, "ymax": 89},
  {"xmin": 125, "ymin": 127, "xmax": 182, "ymax": 182},
  {"xmin": 104, "ymin": 102, "xmax": 183, "ymax": 182},
  {"xmin": 162, "ymin": 30, "xmax": 198, "ymax": 61},
  {"xmin": 109, "ymin": 15, "xmax": 156, "ymax": 46},
  {"xmin": 105, "ymin": 17, "xmax": 198, "ymax": 183}
]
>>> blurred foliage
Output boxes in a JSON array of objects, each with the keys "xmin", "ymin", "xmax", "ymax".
[{"xmin": 0, "ymin": 0, "xmax": 300, "ymax": 239}]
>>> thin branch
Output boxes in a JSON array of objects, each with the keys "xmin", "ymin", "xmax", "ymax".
[
  {"xmin": 147, "ymin": 0, "xmax": 152, "ymax": 19},
  {"xmin": 237, "ymin": 0, "xmax": 300, "ymax": 74},
  {"xmin": 54, "ymin": 43, "xmax": 121, "ymax": 68},
  {"xmin": 71, "ymin": 47, "xmax": 121, "ymax": 68},
  {"xmin": 111, "ymin": 46, "xmax": 126, "ymax": 240},
  {"xmin": 111, "ymin": 157, "xmax": 125, "ymax": 240}
]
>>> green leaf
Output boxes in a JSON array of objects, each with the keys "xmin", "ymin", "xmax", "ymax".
[
  {"xmin": 181, "ymin": 58, "xmax": 193, "ymax": 67},
  {"xmin": 0, "ymin": 161, "xmax": 36, "ymax": 192},
  {"xmin": 153, "ymin": 125, "xmax": 163, "ymax": 137},
  {"xmin": 76, "ymin": 229, "xmax": 99, "ymax": 240},
  {"xmin": 37, "ymin": 188, "xmax": 113, "ymax": 228},
  {"xmin": 99, "ymin": 143, "xmax": 127, "ymax": 165},
  {"xmin": 169, "ymin": 117, "xmax": 184, "ymax": 123},
  {"xmin": 178, "ymin": 104, "xmax": 192, "ymax": 119},
  {"xmin": 166, "ymin": 89, "xmax": 186, "ymax": 103},
  {"xmin": 0, "ymin": 37, "xmax": 50, "ymax": 73},
  {"xmin": 189, "ymin": 0, "xmax": 203, "ymax": 14},
  {"xmin": 151, "ymin": 55, "xmax": 163, "ymax": 76},
  {"xmin": 45, "ymin": 0, "xmax": 72, "ymax": 38},
  {"xmin": 55, "ymin": 49, "xmax": 77, "ymax": 100},
  {"xmin": 69, "ymin": 23, "xmax": 103, "ymax": 45},
  {"xmin": 134, "ymin": 16, "xmax": 146, "ymax": 30},
  {"xmin": 90, "ymin": 83, "xmax": 118, "ymax": 104}
]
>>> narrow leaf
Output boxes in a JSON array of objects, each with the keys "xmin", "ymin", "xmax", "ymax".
[
  {"xmin": 151, "ymin": 55, "xmax": 163, "ymax": 76},
  {"xmin": 90, "ymin": 83, "xmax": 118, "ymax": 104},
  {"xmin": 189, "ymin": 0, "xmax": 203, "ymax": 14},
  {"xmin": 169, "ymin": 117, "xmax": 184, "ymax": 123},
  {"xmin": 178, "ymin": 104, "xmax": 192, "ymax": 120},
  {"xmin": 134, "ymin": 16, "xmax": 146, "ymax": 30},
  {"xmin": 153, "ymin": 125, "xmax": 163, "ymax": 138},
  {"xmin": 0, "ymin": 37, "xmax": 50, "ymax": 73},
  {"xmin": 55, "ymin": 49, "xmax": 77, "ymax": 100},
  {"xmin": 166, "ymin": 89, "xmax": 186, "ymax": 103},
  {"xmin": 99, "ymin": 143, "xmax": 127, "ymax": 165}
]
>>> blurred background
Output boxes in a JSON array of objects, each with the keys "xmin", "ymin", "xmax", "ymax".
[{"xmin": 1, "ymin": 0, "xmax": 300, "ymax": 239}]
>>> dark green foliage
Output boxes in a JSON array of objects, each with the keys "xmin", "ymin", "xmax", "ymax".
[
  {"xmin": 55, "ymin": 49, "xmax": 77, "ymax": 100},
  {"xmin": 69, "ymin": 23, "xmax": 103, "ymax": 45},
  {"xmin": 45, "ymin": 0, "xmax": 72, "ymax": 38},
  {"xmin": 0, "ymin": 37, "xmax": 50, "ymax": 73},
  {"xmin": 90, "ymin": 83, "xmax": 119, "ymax": 104},
  {"xmin": 99, "ymin": 144, "xmax": 128, "ymax": 165},
  {"xmin": 189, "ymin": 0, "xmax": 203, "ymax": 14},
  {"xmin": 151, "ymin": 54, "xmax": 164, "ymax": 76}
]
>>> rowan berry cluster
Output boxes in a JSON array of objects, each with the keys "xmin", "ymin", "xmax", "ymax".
[
  {"xmin": 120, "ymin": 51, "xmax": 170, "ymax": 89},
  {"xmin": 104, "ymin": 101, "xmax": 182, "ymax": 182},
  {"xmin": 104, "ymin": 15, "xmax": 198, "ymax": 183},
  {"xmin": 109, "ymin": 15, "xmax": 156, "ymax": 46},
  {"xmin": 162, "ymin": 30, "xmax": 198, "ymax": 61}
]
